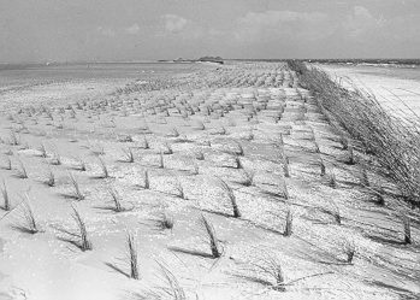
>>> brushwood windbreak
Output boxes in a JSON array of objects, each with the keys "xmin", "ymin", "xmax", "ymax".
[{"xmin": 287, "ymin": 60, "xmax": 420, "ymax": 207}]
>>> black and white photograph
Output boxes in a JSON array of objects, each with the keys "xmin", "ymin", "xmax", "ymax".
[{"xmin": 0, "ymin": 1, "xmax": 419, "ymax": 299}]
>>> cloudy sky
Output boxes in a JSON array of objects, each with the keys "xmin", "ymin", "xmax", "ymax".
[{"xmin": 0, "ymin": 0, "xmax": 419, "ymax": 63}]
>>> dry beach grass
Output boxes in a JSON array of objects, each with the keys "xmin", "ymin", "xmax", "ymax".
[{"xmin": 0, "ymin": 61, "xmax": 419, "ymax": 300}]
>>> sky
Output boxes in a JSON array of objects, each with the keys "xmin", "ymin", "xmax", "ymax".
[{"xmin": 0, "ymin": 0, "xmax": 419, "ymax": 63}]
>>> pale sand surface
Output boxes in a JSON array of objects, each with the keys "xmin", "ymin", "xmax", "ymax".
[
  {"xmin": 321, "ymin": 64, "xmax": 420, "ymax": 119},
  {"xmin": 0, "ymin": 62, "xmax": 419, "ymax": 300}
]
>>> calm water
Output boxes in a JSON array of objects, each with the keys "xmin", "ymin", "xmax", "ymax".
[{"xmin": 0, "ymin": 63, "xmax": 199, "ymax": 89}]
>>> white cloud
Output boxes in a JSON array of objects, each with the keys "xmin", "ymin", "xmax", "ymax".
[
  {"xmin": 125, "ymin": 23, "xmax": 140, "ymax": 35},
  {"xmin": 234, "ymin": 10, "xmax": 331, "ymax": 43},
  {"xmin": 162, "ymin": 14, "xmax": 188, "ymax": 34},
  {"xmin": 343, "ymin": 6, "xmax": 385, "ymax": 38}
]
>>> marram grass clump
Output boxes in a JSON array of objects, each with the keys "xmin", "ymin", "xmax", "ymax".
[{"xmin": 288, "ymin": 60, "xmax": 420, "ymax": 207}]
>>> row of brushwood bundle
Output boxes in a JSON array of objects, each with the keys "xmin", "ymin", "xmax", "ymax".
[{"xmin": 0, "ymin": 61, "xmax": 418, "ymax": 300}]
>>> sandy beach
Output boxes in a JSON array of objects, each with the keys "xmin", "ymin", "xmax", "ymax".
[
  {"xmin": 321, "ymin": 64, "xmax": 420, "ymax": 118},
  {"xmin": 0, "ymin": 62, "xmax": 418, "ymax": 300}
]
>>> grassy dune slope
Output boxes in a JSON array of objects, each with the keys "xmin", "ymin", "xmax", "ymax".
[{"xmin": 289, "ymin": 60, "xmax": 420, "ymax": 207}]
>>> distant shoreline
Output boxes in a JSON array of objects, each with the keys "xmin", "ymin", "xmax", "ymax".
[{"xmin": 2, "ymin": 58, "xmax": 420, "ymax": 72}]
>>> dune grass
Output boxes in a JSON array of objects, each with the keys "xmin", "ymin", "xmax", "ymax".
[
  {"xmin": 3, "ymin": 156, "xmax": 12, "ymax": 171},
  {"xmin": 98, "ymin": 157, "xmax": 109, "ymax": 178},
  {"xmin": 143, "ymin": 170, "xmax": 150, "ymax": 189},
  {"xmin": 16, "ymin": 158, "xmax": 28, "ymax": 179},
  {"xmin": 108, "ymin": 188, "xmax": 126, "ymax": 212},
  {"xmin": 288, "ymin": 60, "xmax": 420, "ymax": 207},
  {"xmin": 283, "ymin": 209, "xmax": 293, "ymax": 237},
  {"xmin": 127, "ymin": 232, "xmax": 139, "ymax": 280},
  {"xmin": 71, "ymin": 205, "xmax": 92, "ymax": 251},
  {"xmin": 201, "ymin": 215, "xmax": 221, "ymax": 259},
  {"xmin": 69, "ymin": 173, "xmax": 84, "ymax": 200},
  {"xmin": 122, "ymin": 147, "xmax": 135, "ymax": 163},
  {"xmin": 150, "ymin": 211, "xmax": 174, "ymax": 231},
  {"xmin": 45, "ymin": 167, "xmax": 55, "ymax": 187},
  {"xmin": 217, "ymin": 178, "xmax": 241, "ymax": 218},
  {"xmin": 1, "ymin": 180, "xmax": 11, "ymax": 211},
  {"xmin": 14, "ymin": 193, "xmax": 40, "ymax": 234},
  {"xmin": 242, "ymin": 169, "xmax": 255, "ymax": 187},
  {"xmin": 402, "ymin": 215, "xmax": 411, "ymax": 244}
]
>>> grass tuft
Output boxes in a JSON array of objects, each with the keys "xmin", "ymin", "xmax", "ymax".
[
  {"xmin": 282, "ymin": 151, "xmax": 290, "ymax": 178},
  {"xmin": 192, "ymin": 163, "xmax": 199, "ymax": 175},
  {"xmin": 346, "ymin": 145, "xmax": 356, "ymax": 165},
  {"xmin": 174, "ymin": 179, "xmax": 186, "ymax": 200},
  {"xmin": 39, "ymin": 143, "xmax": 47, "ymax": 158},
  {"xmin": 319, "ymin": 157, "xmax": 326, "ymax": 177},
  {"xmin": 235, "ymin": 156, "xmax": 244, "ymax": 169},
  {"xmin": 201, "ymin": 215, "xmax": 221, "ymax": 258},
  {"xmin": 246, "ymin": 252, "xmax": 286, "ymax": 291},
  {"xmin": 1, "ymin": 180, "xmax": 11, "ymax": 211},
  {"xmin": 9, "ymin": 130, "xmax": 20, "ymax": 146},
  {"xmin": 69, "ymin": 173, "xmax": 84, "ymax": 200},
  {"xmin": 361, "ymin": 167, "xmax": 369, "ymax": 187},
  {"xmin": 194, "ymin": 149, "xmax": 205, "ymax": 160},
  {"xmin": 45, "ymin": 167, "xmax": 55, "ymax": 187},
  {"xmin": 108, "ymin": 188, "xmax": 126, "ymax": 212},
  {"xmin": 283, "ymin": 180, "xmax": 290, "ymax": 200},
  {"xmin": 159, "ymin": 151, "xmax": 165, "ymax": 169},
  {"xmin": 343, "ymin": 238, "xmax": 355, "ymax": 264},
  {"xmin": 242, "ymin": 169, "xmax": 255, "ymax": 187},
  {"xmin": 3, "ymin": 156, "xmax": 12, "ymax": 171},
  {"xmin": 98, "ymin": 157, "xmax": 109, "ymax": 178},
  {"xmin": 169, "ymin": 127, "xmax": 180, "ymax": 137},
  {"xmin": 150, "ymin": 211, "xmax": 174, "ymax": 231},
  {"xmin": 16, "ymin": 158, "xmax": 28, "ymax": 179},
  {"xmin": 71, "ymin": 205, "xmax": 92, "ymax": 251},
  {"xmin": 142, "ymin": 135, "xmax": 150, "ymax": 149},
  {"xmin": 328, "ymin": 199, "xmax": 341, "ymax": 225},
  {"xmin": 154, "ymin": 261, "xmax": 186, "ymax": 300},
  {"xmin": 402, "ymin": 214, "xmax": 411, "ymax": 244},
  {"xmin": 73, "ymin": 156, "xmax": 86, "ymax": 171},
  {"xmin": 122, "ymin": 147, "xmax": 135, "ymax": 163},
  {"xmin": 143, "ymin": 170, "xmax": 150, "ymax": 189},
  {"xmin": 51, "ymin": 149, "xmax": 61, "ymax": 165},
  {"xmin": 217, "ymin": 178, "xmax": 241, "ymax": 218},
  {"xmin": 283, "ymin": 209, "xmax": 293, "ymax": 237},
  {"xmin": 163, "ymin": 142, "xmax": 173, "ymax": 155},
  {"xmin": 14, "ymin": 193, "xmax": 40, "ymax": 234},
  {"xmin": 127, "ymin": 232, "xmax": 140, "ymax": 280},
  {"xmin": 329, "ymin": 172, "xmax": 337, "ymax": 189}
]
